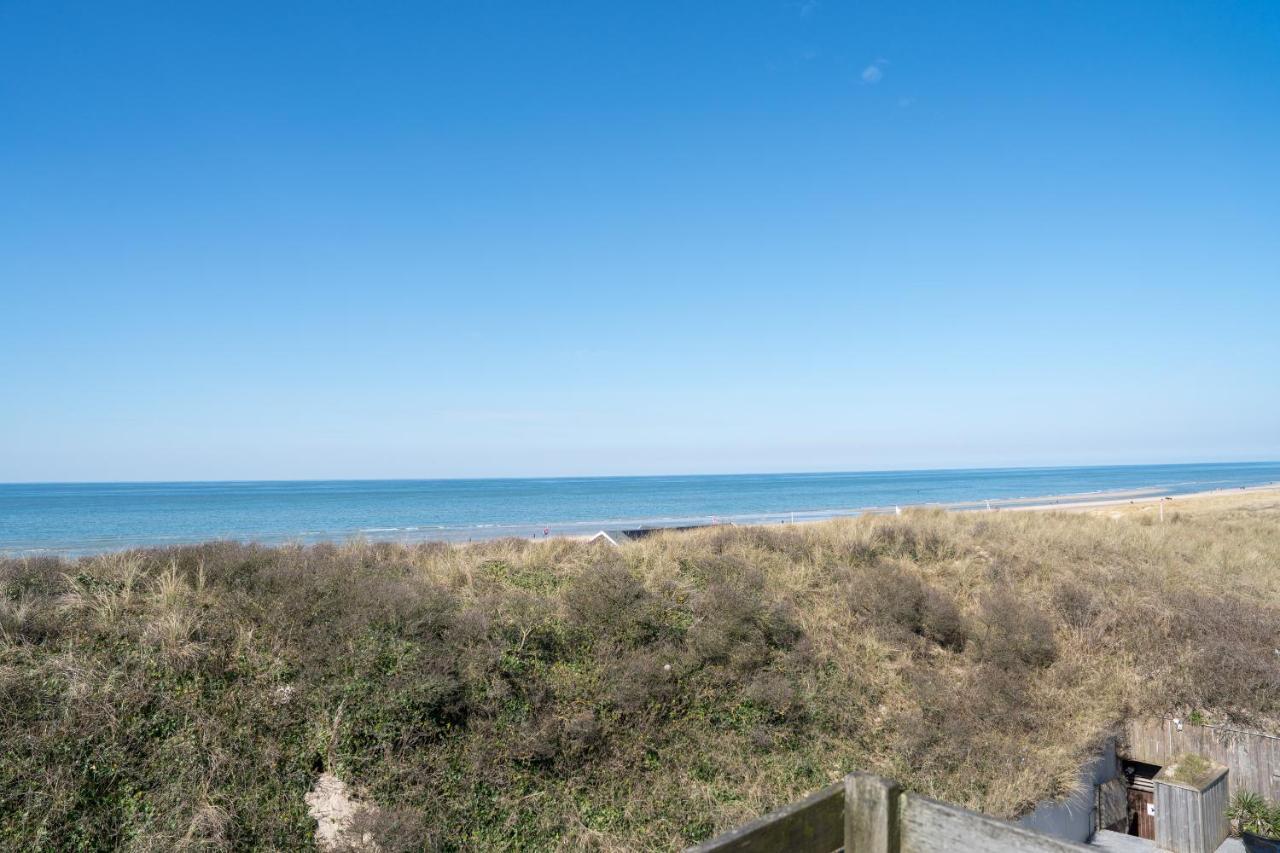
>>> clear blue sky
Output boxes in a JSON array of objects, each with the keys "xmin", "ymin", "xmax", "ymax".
[{"xmin": 2, "ymin": 1, "xmax": 1278, "ymax": 482}]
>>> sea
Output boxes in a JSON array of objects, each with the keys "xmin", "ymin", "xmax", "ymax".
[{"xmin": 2, "ymin": 461, "xmax": 1278, "ymax": 556}]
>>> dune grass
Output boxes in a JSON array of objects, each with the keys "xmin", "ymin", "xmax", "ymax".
[{"xmin": 3, "ymin": 492, "xmax": 1280, "ymax": 850}]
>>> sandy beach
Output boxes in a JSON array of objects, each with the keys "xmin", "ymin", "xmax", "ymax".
[
  {"xmin": 528, "ymin": 481, "xmax": 1280, "ymax": 544},
  {"xmin": 1011, "ymin": 482, "xmax": 1280, "ymax": 515}
]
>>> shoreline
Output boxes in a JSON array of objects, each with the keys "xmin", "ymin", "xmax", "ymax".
[
  {"xmin": 504, "ymin": 483, "xmax": 1280, "ymax": 545},
  {"xmin": 1003, "ymin": 482, "xmax": 1280, "ymax": 513},
  {"xmin": 8, "ymin": 481, "xmax": 1279, "ymax": 557},
  {"xmin": 528, "ymin": 482, "xmax": 1280, "ymax": 544}
]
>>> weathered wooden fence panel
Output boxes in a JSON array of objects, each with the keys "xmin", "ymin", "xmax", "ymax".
[
  {"xmin": 1125, "ymin": 717, "xmax": 1280, "ymax": 799},
  {"xmin": 685, "ymin": 782, "xmax": 843, "ymax": 853},
  {"xmin": 897, "ymin": 793, "xmax": 1092, "ymax": 853},
  {"xmin": 689, "ymin": 774, "xmax": 1095, "ymax": 853}
]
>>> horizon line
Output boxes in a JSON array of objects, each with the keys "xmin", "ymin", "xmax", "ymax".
[{"xmin": 3, "ymin": 458, "xmax": 1278, "ymax": 488}]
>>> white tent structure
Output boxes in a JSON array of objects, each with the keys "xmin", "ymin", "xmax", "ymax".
[{"xmin": 588, "ymin": 530, "xmax": 632, "ymax": 547}]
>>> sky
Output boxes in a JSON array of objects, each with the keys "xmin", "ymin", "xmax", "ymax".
[{"xmin": 2, "ymin": 1, "xmax": 1278, "ymax": 482}]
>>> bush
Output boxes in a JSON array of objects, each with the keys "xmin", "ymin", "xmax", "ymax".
[
  {"xmin": 846, "ymin": 562, "xmax": 967, "ymax": 651},
  {"xmin": 687, "ymin": 571, "xmax": 800, "ymax": 675},
  {"xmin": 1051, "ymin": 581, "xmax": 1101, "ymax": 631},
  {"xmin": 564, "ymin": 563, "xmax": 659, "ymax": 643},
  {"xmin": 1157, "ymin": 592, "xmax": 1280, "ymax": 720},
  {"xmin": 1227, "ymin": 790, "xmax": 1280, "ymax": 839},
  {"xmin": 972, "ymin": 590, "xmax": 1057, "ymax": 669}
]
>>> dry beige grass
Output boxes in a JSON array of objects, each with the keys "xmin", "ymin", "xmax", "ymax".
[{"xmin": 2, "ymin": 490, "xmax": 1279, "ymax": 850}]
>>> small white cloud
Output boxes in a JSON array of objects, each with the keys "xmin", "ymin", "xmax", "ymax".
[
  {"xmin": 861, "ymin": 58, "xmax": 888, "ymax": 84},
  {"xmin": 797, "ymin": 0, "xmax": 820, "ymax": 16},
  {"xmin": 438, "ymin": 409, "xmax": 560, "ymax": 424},
  {"xmin": 898, "ymin": 97, "xmax": 915, "ymax": 108}
]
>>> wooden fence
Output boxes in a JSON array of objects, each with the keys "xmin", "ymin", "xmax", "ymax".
[
  {"xmin": 686, "ymin": 773, "xmax": 1092, "ymax": 853},
  {"xmin": 1125, "ymin": 717, "xmax": 1280, "ymax": 799}
]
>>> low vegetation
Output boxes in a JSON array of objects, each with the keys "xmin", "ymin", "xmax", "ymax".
[
  {"xmin": 3, "ymin": 492, "xmax": 1280, "ymax": 850},
  {"xmin": 1163, "ymin": 753, "xmax": 1217, "ymax": 787}
]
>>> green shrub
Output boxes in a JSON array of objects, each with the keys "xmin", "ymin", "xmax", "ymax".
[{"xmin": 1227, "ymin": 790, "xmax": 1280, "ymax": 838}]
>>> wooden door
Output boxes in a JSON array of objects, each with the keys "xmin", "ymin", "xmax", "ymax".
[{"xmin": 1128, "ymin": 788, "xmax": 1155, "ymax": 839}]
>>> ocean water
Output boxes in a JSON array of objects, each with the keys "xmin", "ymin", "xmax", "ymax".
[{"xmin": 2, "ymin": 461, "xmax": 1278, "ymax": 556}]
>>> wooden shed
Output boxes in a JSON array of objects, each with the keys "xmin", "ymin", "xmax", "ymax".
[{"xmin": 1152, "ymin": 754, "xmax": 1229, "ymax": 853}]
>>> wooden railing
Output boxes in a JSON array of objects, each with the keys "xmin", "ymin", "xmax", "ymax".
[{"xmin": 687, "ymin": 773, "xmax": 1093, "ymax": 853}]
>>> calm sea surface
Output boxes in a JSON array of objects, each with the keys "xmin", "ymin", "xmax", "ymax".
[{"xmin": 2, "ymin": 462, "xmax": 1278, "ymax": 555}]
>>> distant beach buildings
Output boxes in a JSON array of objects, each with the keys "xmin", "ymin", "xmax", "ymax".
[{"xmin": 588, "ymin": 530, "xmax": 632, "ymax": 547}]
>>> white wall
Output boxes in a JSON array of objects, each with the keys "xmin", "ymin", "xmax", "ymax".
[{"xmin": 1014, "ymin": 740, "xmax": 1120, "ymax": 843}]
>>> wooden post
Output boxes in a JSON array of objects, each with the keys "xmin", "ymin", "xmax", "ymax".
[{"xmin": 845, "ymin": 773, "xmax": 901, "ymax": 853}]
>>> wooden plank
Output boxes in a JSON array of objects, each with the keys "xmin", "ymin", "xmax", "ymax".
[
  {"xmin": 898, "ymin": 793, "xmax": 1094, "ymax": 853},
  {"xmin": 1202, "ymin": 771, "xmax": 1230, "ymax": 852},
  {"xmin": 844, "ymin": 773, "xmax": 900, "ymax": 853},
  {"xmin": 686, "ymin": 782, "xmax": 844, "ymax": 853},
  {"xmin": 1163, "ymin": 781, "xmax": 1205, "ymax": 853}
]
